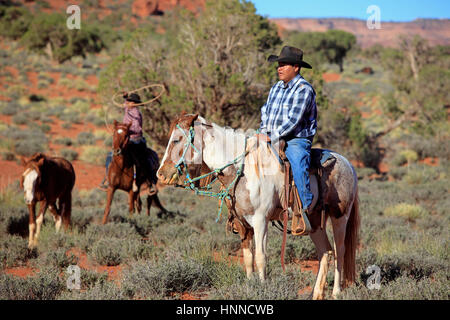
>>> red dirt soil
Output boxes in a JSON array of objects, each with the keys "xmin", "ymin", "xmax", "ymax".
[
  {"xmin": 4, "ymin": 265, "xmax": 37, "ymax": 278},
  {"xmin": 322, "ymin": 73, "xmax": 341, "ymax": 82}
]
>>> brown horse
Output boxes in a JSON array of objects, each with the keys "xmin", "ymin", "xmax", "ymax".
[
  {"xmin": 20, "ymin": 152, "xmax": 75, "ymax": 248},
  {"xmin": 102, "ymin": 120, "xmax": 166, "ymax": 224},
  {"xmin": 157, "ymin": 114, "xmax": 360, "ymax": 299}
]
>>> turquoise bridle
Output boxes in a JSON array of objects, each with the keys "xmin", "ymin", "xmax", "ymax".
[{"xmin": 173, "ymin": 123, "xmax": 248, "ymax": 222}]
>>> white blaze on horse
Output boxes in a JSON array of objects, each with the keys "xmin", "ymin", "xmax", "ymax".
[
  {"xmin": 157, "ymin": 114, "xmax": 360, "ymax": 299},
  {"xmin": 20, "ymin": 153, "xmax": 76, "ymax": 248}
]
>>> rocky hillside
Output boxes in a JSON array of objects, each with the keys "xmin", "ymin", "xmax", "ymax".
[{"xmin": 271, "ymin": 18, "xmax": 450, "ymax": 48}]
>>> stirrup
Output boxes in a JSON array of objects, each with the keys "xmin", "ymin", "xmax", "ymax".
[{"xmin": 291, "ymin": 208, "xmax": 312, "ymax": 236}]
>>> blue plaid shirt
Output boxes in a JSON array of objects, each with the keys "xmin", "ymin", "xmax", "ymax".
[{"xmin": 259, "ymin": 74, "xmax": 317, "ymax": 142}]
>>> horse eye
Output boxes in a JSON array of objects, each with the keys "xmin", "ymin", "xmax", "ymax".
[{"xmin": 173, "ymin": 139, "xmax": 180, "ymax": 144}]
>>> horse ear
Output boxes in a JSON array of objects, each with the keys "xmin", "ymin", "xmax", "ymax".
[
  {"xmin": 113, "ymin": 120, "xmax": 118, "ymax": 127},
  {"xmin": 184, "ymin": 114, "xmax": 199, "ymax": 128},
  {"xmin": 126, "ymin": 122, "xmax": 132, "ymax": 129},
  {"xmin": 37, "ymin": 157, "xmax": 45, "ymax": 167}
]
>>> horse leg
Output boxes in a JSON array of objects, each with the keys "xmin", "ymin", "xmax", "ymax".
[
  {"xmin": 136, "ymin": 194, "xmax": 142, "ymax": 214},
  {"xmin": 128, "ymin": 189, "xmax": 135, "ymax": 216},
  {"xmin": 27, "ymin": 203, "xmax": 37, "ymax": 248},
  {"xmin": 146, "ymin": 195, "xmax": 152, "ymax": 216},
  {"xmin": 102, "ymin": 187, "xmax": 116, "ymax": 224},
  {"xmin": 330, "ymin": 214, "xmax": 349, "ymax": 299},
  {"xmin": 48, "ymin": 203, "xmax": 62, "ymax": 232},
  {"xmin": 253, "ymin": 215, "xmax": 268, "ymax": 281},
  {"xmin": 241, "ymin": 228, "xmax": 254, "ymax": 278},
  {"xmin": 33, "ymin": 201, "xmax": 48, "ymax": 247},
  {"xmin": 309, "ymin": 226, "xmax": 333, "ymax": 300}
]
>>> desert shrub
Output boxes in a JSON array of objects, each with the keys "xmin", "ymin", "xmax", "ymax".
[
  {"xmin": 70, "ymin": 208, "xmax": 96, "ymax": 231},
  {"xmin": 76, "ymin": 131, "xmax": 96, "ymax": 145},
  {"xmin": 339, "ymin": 270, "xmax": 449, "ymax": 300},
  {"xmin": 59, "ymin": 110, "xmax": 81, "ymax": 124},
  {"xmin": 85, "ymin": 222, "xmax": 141, "ymax": 240},
  {"xmin": 384, "ymin": 203, "xmax": 428, "ymax": 222},
  {"xmin": 4, "ymin": 128, "xmax": 48, "ymax": 157},
  {"xmin": 0, "ymin": 6, "xmax": 32, "ymax": 40},
  {"xmin": 80, "ymin": 146, "xmax": 106, "ymax": 165},
  {"xmin": 122, "ymin": 258, "xmax": 213, "ymax": 299},
  {"xmin": 74, "ymin": 188, "xmax": 105, "ymax": 207},
  {"xmin": 12, "ymin": 113, "xmax": 28, "ymax": 125},
  {"xmin": 44, "ymin": 106, "xmax": 65, "ymax": 118},
  {"xmin": 14, "ymin": 139, "xmax": 46, "ymax": 157},
  {"xmin": 59, "ymin": 280, "xmax": 124, "ymax": 300},
  {"xmin": 2, "ymin": 151, "xmax": 15, "ymax": 161},
  {"xmin": 90, "ymin": 238, "xmax": 124, "ymax": 266},
  {"xmin": 21, "ymin": 12, "xmax": 106, "ymax": 63},
  {"xmin": 60, "ymin": 148, "xmax": 78, "ymax": 161},
  {"xmin": 54, "ymin": 137, "xmax": 73, "ymax": 146},
  {"xmin": 3, "ymin": 208, "xmax": 29, "ymax": 238},
  {"xmin": 209, "ymin": 270, "xmax": 303, "ymax": 300},
  {"xmin": 0, "ymin": 101, "xmax": 21, "ymax": 115},
  {"xmin": 0, "ymin": 236, "xmax": 37, "ymax": 267},
  {"xmin": 392, "ymin": 149, "xmax": 419, "ymax": 166},
  {"xmin": 403, "ymin": 165, "xmax": 441, "ymax": 185},
  {"xmin": 0, "ymin": 267, "xmax": 64, "ymax": 300},
  {"xmin": 39, "ymin": 248, "xmax": 78, "ymax": 269}
]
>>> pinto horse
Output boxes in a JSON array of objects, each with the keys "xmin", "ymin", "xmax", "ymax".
[
  {"xmin": 157, "ymin": 114, "xmax": 360, "ymax": 299},
  {"xmin": 102, "ymin": 120, "xmax": 166, "ymax": 224},
  {"xmin": 20, "ymin": 153, "xmax": 75, "ymax": 248}
]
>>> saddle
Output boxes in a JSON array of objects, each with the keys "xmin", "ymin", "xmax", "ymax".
[{"xmin": 274, "ymin": 140, "xmax": 336, "ymax": 236}]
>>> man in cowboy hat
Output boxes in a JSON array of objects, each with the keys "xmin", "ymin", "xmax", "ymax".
[
  {"xmin": 99, "ymin": 92, "xmax": 156, "ymax": 189},
  {"xmin": 258, "ymin": 46, "xmax": 317, "ymax": 234}
]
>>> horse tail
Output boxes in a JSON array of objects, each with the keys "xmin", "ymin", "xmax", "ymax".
[{"xmin": 343, "ymin": 186, "xmax": 360, "ymax": 287}]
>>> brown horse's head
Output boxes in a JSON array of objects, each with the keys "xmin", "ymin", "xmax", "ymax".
[
  {"xmin": 157, "ymin": 113, "xmax": 205, "ymax": 185},
  {"xmin": 113, "ymin": 120, "xmax": 131, "ymax": 155},
  {"xmin": 20, "ymin": 153, "xmax": 45, "ymax": 205}
]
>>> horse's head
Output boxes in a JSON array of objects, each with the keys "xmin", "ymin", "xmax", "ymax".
[
  {"xmin": 157, "ymin": 113, "xmax": 206, "ymax": 185},
  {"xmin": 113, "ymin": 120, "xmax": 131, "ymax": 155},
  {"xmin": 20, "ymin": 153, "xmax": 45, "ymax": 205}
]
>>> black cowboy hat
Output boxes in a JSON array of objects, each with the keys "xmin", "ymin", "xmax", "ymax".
[
  {"xmin": 268, "ymin": 46, "xmax": 312, "ymax": 69},
  {"xmin": 125, "ymin": 93, "xmax": 142, "ymax": 103}
]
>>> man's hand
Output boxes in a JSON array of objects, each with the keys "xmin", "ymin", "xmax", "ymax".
[{"xmin": 256, "ymin": 133, "xmax": 271, "ymax": 143}]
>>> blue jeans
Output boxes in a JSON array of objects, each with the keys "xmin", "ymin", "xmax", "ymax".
[{"xmin": 284, "ymin": 137, "xmax": 313, "ymax": 210}]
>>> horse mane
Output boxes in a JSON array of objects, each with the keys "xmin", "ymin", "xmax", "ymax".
[{"xmin": 28, "ymin": 152, "xmax": 47, "ymax": 164}]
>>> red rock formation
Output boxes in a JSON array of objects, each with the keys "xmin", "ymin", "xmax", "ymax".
[
  {"xmin": 271, "ymin": 18, "xmax": 450, "ymax": 48},
  {"xmin": 132, "ymin": 0, "xmax": 205, "ymax": 17}
]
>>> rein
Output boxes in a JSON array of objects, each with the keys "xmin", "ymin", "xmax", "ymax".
[{"xmin": 174, "ymin": 124, "xmax": 248, "ymax": 222}]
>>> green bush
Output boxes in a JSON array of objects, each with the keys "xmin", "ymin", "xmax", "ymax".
[
  {"xmin": 384, "ymin": 203, "xmax": 428, "ymax": 221},
  {"xmin": 80, "ymin": 146, "xmax": 106, "ymax": 165},
  {"xmin": 0, "ymin": 236, "xmax": 37, "ymax": 267},
  {"xmin": 60, "ymin": 148, "xmax": 78, "ymax": 161},
  {"xmin": 90, "ymin": 238, "xmax": 124, "ymax": 266},
  {"xmin": 54, "ymin": 137, "xmax": 73, "ymax": 146},
  {"xmin": 122, "ymin": 258, "xmax": 213, "ymax": 299},
  {"xmin": 76, "ymin": 131, "xmax": 96, "ymax": 145},
  {"xmin": 20, "ymin": 12, "xmax": 106, "ymax": 63},
  {"xmin": 0, "ymin": 267, "xmax": 64, "ymax": 300},
  {"xmin": 0, "ymin": 6, "xmax": 32, "ymax": 40}
]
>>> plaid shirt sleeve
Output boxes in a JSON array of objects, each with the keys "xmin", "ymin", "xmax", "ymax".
[{"xmin": 272, "ymin": 85, "xmax": 314, "ymax": 141}]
